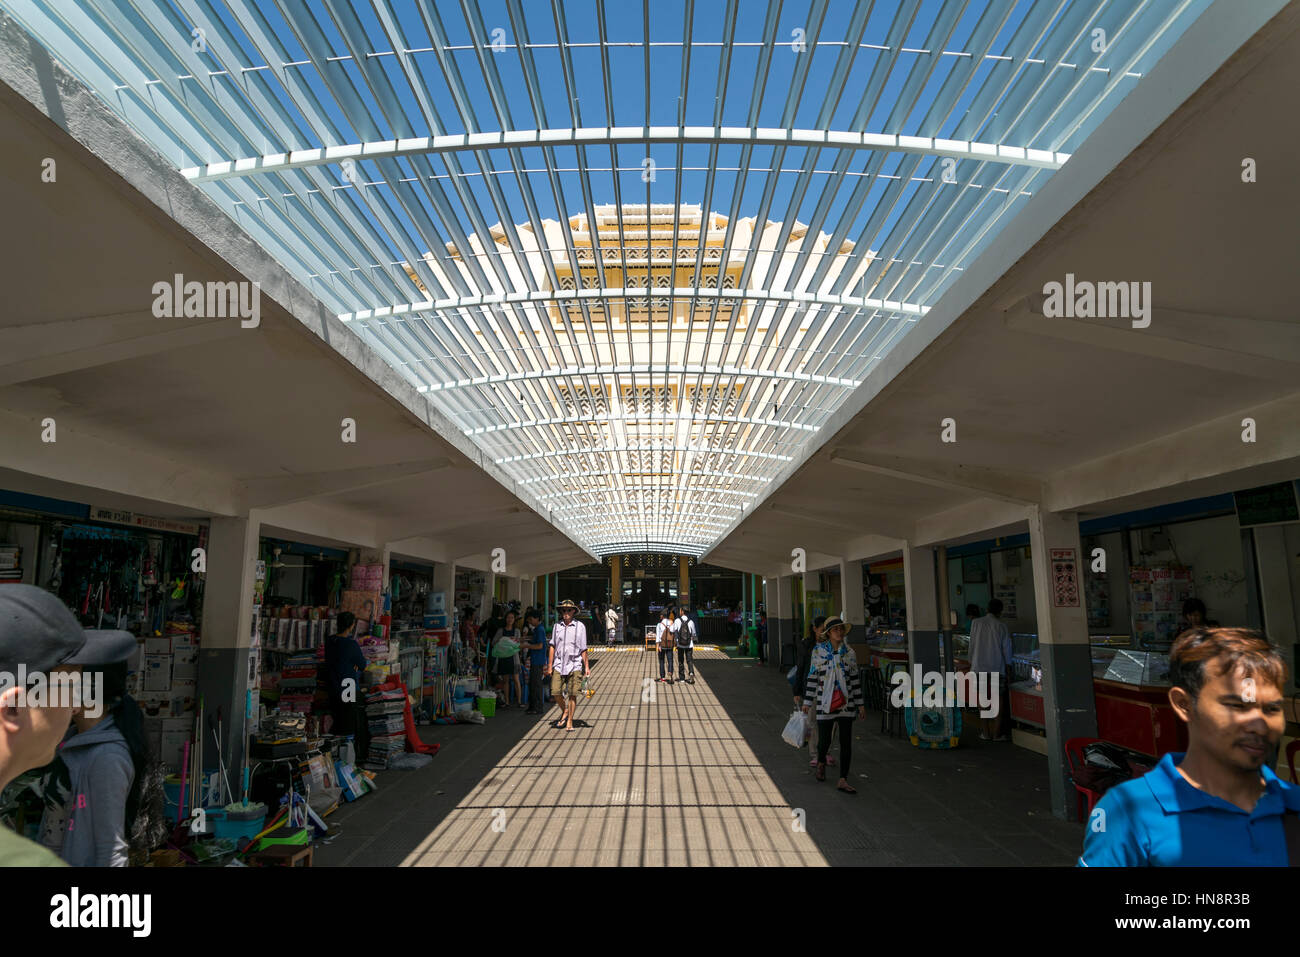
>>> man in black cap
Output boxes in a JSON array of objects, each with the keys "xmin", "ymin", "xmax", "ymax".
[{"xmin": 0, "ymin": 585, "xmax": 87, "ymax": 865}]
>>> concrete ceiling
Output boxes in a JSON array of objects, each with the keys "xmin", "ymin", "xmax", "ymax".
[
  {"xmin": 0, "ymin": 17, "xmax": 593, "ymax": 577},
  {"xmin": 706, "ymin": 0, "xmax": 1300, "ymax": 577}
]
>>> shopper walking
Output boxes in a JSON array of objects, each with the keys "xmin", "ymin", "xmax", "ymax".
[
  {"xmin": 674, "ymin": 606, "xmax": 696, "ymax": 683},
  {"xmin": 968, "ymin": 598, "xmax": 1013, "ymax": 741},
  {"xmin": 545, "ymin": 600, "xmax": 589, "ymax": 732},
  {"xmin": 490, "ymin": 609, "xmax": 523, "ymax": 708},
  {"xmin": 802, "ymin": 617, "xmax": 865, "ymax": 793},
  {"xmin": 655, "ymin": 607, "xmax": 675, "ymax": 683},
  {"xmin": 793, "ymin": 616, "xmax": 831, "ymax": 767},
  {"xmin": 605, "ymin": 603, "xmax": 620, "ymax": 646},
  {"xmin": 38, "ymin": 630, "xmax": 149, "ymax": 866},
  {"xmin": 325, "ymin": 611, "xmax": 369, "ymax": 762},
  {"xmin": 0, "ymin": 585, "xmax": 86, "ymax": 866},
  {"xmin": 521, "ymin": 608, "xmax": 548, "ymax": 715},
  {"xmin": 1079, "ymin": 627, "xmax": 1297, "ymax": 865}
]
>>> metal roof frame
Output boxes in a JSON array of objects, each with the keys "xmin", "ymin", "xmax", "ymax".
[{"xmin": 5, "ymin": 0, "xmax": 1213, "ymax": 558}]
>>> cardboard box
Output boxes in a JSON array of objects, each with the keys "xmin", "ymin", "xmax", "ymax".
[
  {"xmin": 144, "ymin": 635, "xmax": 172, "ymax": 655},
  {"xmin": 143, "ymin": 655, "xmax": 172, "ymax": 692},
  {"xmin": 172, "ymin": 649, "xmax": 199, "ymax": 679},
  {"xmin": 159, "ymin": 731, "xmax": 189, "ymax": 769},
  {"xmin": 171, "ymin": 633, "xmax": 199, "ymax": 652}
]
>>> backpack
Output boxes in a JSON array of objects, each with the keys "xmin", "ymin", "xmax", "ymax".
[
  {"xmin": 679, "ymin": 617, "xmax": 695, "ymax": 646},
  {"xmin": 659, "ymin": 621, "xmax": 674, "ymax": 650}
]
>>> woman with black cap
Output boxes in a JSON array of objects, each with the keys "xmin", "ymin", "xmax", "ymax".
[
  {"xmin": 38, "ymin": 629, "xmax": 153, "ymax": 865},
  {"xmin": 801, "ymin": 617, "xmax": 866, "ymax": 794}
]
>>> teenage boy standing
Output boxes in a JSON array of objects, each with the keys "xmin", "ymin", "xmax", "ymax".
[
  {"xmin": 521, "ymin": 608, "xmax": 549, "ymax": 715},
  {"xmin": 1079, "ymin": 627, "xmax": 1298, "ymax": 866}
]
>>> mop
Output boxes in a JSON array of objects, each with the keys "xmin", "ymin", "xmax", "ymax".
[
  {"xmin": 177, "ymin": 740, "xmax": 189, "ymax": 826},
  {"xmin": 209, "ymin": 713, "xmax": 234, "ymax": 806}
]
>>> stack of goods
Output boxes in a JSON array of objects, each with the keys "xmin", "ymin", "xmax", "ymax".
[
  {"xmin": 359, "ymin": 633, "xmax": 397, "ymax": 687},
  {"xmin": 139, "ymin": 622, "xmax": 200, "ymax": 770},
  {"xmin": 364, "ymin": 686, "xmax": 407, "ymax": 770},
  {"xmin": 278, "ymin": 651, "xmax": 320, "ymax": 714},
  {"xmin": 260, "ymin": 605, "xmax": 334, "ymax": 651},
  {"xmin": 0, "ymin": 544, "xmax": 21, "ymax": 583}
]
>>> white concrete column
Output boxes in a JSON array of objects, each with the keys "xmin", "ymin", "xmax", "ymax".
[
  {"xmin": 1254, "ymin": 525, "xmax": 1298, "ymax": 649},
  {"xmin": 903, "ymin": 543, "xmax": 941, "ymax": 673},
  {"xmin": 506, "ymin": 575, "xmax": 523, "ymax": 606},
  {"xmin": 1027, "ymin": 506, "xmax": 1099, "ymax": 821},
  {"xmin": 198, "ymin": 511, "xmax": 263, "ymax": 781},
  {"xmin": 839, "ymin": 558, "xmax": 866, "ymax": 642}
]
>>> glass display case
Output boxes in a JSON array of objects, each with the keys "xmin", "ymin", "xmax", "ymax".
[{"xmin": 1093, "ymin": 649, "xmax": 1171, "ymax": 686}]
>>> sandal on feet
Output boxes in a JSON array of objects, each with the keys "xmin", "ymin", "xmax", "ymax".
[
  {"xmin": 837, "ymin": 783, "xmax": 857, "ymax": 794},
  {"xmin": 815, "ymin": 763, "xmax": 826, "ymax": 782}
]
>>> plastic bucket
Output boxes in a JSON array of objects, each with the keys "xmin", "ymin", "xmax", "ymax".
[
  {"xmin": 475, "ymin": 691, "xmax": 496, "ymax": 718},
  {"xmin": 212, "ymin": 804, "xmax": 268, "ymax": 843},
  {"xmin": 163, "ymin": 775, "xmax": 182, "ymax": 818}
]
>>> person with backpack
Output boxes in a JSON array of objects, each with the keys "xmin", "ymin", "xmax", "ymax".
[
  {"xmin": 38, "ymin": 629, "xmax": 156, "ymax": 865},
  {"xmin": 655, "ymin": 607, "xmax": 675, "ymax": 683},
  {"xmin": 674, "ymin": 606, "xmax": 697, "ymax": 683}
]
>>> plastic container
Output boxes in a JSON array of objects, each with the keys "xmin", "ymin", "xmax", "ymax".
[
  {"xmin": 475, "ymin": 691, "xmax": 496, "ymax": 718},
  {"xmin": 211, "ymin": 803, "xmax": 268, "ymax": 843},
  {"xmin": 163, "ymin": 775, "xmax": 182, "ymax": 818}
]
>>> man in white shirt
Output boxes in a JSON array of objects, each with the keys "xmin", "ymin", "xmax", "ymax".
[
  {"xmin": 605, "ymin": 604, "xmax": 619, "ymax": 645},
  {"xmin": 545, "ymin": 599, "xmax": 590, "ymax": 732},
  {"xmin": 967, "ymin": 598, "xmax": 1013, "ymax": 741},
  {"xmin": 655, "ymin": 607, "xmax": 675, "ymax": 683},
  {"xmin": 673, "ymin": 606, "xmax": 697, "ymax": 684}
]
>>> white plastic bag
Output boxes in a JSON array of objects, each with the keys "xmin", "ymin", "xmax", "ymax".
[{"xmin": 781, "ymin": 710, "xmax": 807, "ymax": 748}]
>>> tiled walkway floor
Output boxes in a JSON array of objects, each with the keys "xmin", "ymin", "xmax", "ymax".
[{"xmin": 314, "ymin": 647, "xmax": 1085, "ymax": 866}]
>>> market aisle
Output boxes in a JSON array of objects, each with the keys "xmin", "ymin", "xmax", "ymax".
[{"xmin": 317, "ymin": 646, "xmax": 827, "ymax": 866}]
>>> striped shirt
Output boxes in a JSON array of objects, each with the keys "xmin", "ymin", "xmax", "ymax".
[
  {"xmin": 802, "ymin": 641, "xmax": 864, "ymax": 718},
  {"xmin": 551, "ymin": 620, "xmax": 587, "ymax": 675}
]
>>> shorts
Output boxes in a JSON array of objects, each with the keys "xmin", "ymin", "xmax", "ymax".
[
  {"xmin": 494, "ymin": 655, "xmax": 516, "ymax": 676},
  {"xmin": 552, "ymin": 669, "xmax": 584, "ymax": 698}
]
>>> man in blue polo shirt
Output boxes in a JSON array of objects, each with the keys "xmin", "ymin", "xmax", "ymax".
[{"xmin": 1079, "ymin": 626, "xmax": 1298, "ymax": 866}]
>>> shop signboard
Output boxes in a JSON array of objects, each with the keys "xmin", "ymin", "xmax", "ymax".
[
  {"xmin": 1233, "ymin": 481, "xmax": 1299, "ymax": 528},
  {"xmin": 1050, "ymin": 548, "xmax": 1079, "ymax": 607},
  {"xmin": 90, "ymin": 505, "xmax": 201, "ymax": 536}
]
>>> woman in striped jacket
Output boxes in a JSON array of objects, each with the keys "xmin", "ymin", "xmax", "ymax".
[{"xmin": 801, "ymin": 617, "xmax": 866, "ymax": 793}]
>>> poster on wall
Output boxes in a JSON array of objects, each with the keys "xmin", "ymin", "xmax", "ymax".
[
  {"xmin": 994, "ymin": 585, "xmax": 1018, "ymax": 618},
  {"xmin": 1050, "ymin": 548, "xmax": 1080, "ymax": 607}
]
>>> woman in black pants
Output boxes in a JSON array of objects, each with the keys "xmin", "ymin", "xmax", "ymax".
[{"xmin": 801, "ymin": 617, "xmax": 866, "ymax": 793}]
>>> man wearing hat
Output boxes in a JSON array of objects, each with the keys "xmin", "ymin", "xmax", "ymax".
[
  {"xmin": 0, "ymin": 585, "xmax": 88, "ymax": 865},
  {"xmin": 545, "ymin": 600, "xmax": 589, "ymax": 732}
]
